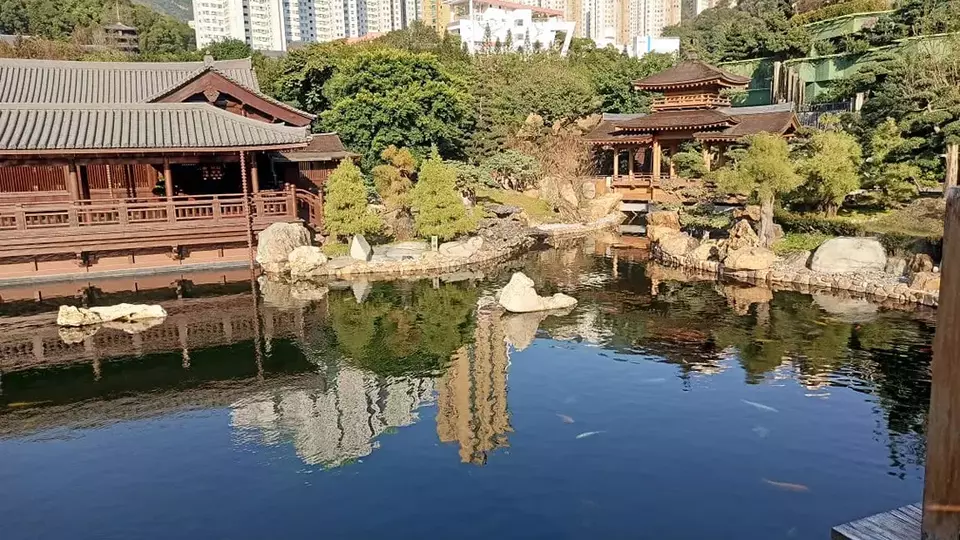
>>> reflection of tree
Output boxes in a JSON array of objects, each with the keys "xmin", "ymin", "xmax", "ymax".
[
  {"xmin": 436, "ymin": 303, "xmax": 512, "ymax": 465},
  {"xmin": 328, "ymin": 282, "xmax": 479, "ymax": 377}
]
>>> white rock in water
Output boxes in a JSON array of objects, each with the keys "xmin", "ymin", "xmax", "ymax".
[
  {"xmin": 810, "ymin": 237, "xmax": 886, "ymax": 273},
  {"xmin": 256, "ymin": 222, "xmax": 312, "ymax": 274},
  {"xmin": 57, "ymin": 305, "xmax": 102, "ymax": 327},
  {"xmin": 57, "ymin": 303, "xmax": 166, "ymax": 327},
  {"xmin": 288, "ymin": 245, "xmax": 328, "ymax": 277},
  {"xmin": 350, "ymin": 234, "xmax": 373, "ymax": 261},
  {"xmin": 498, "ymin": 272, "xmax": 578, "ymax": 313},
  {"xmin": 89, "ymin": 303, "xmax": 167, "ymax": 322}
]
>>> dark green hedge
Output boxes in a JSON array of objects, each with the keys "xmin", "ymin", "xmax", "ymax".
[{"xmin": 775, "ymin": 210, "xmax": 942, "ymax": 256}]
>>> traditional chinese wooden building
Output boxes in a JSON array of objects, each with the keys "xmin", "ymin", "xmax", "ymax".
[
  {"xmin": 584, "ymin": 60, "xmax": 800, "ymax": 203},
  {"xmin": 0, "ymin": 57, "xmax": 342, "ymax": 280}
]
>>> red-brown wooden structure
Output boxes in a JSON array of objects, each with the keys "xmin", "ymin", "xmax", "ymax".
[{"xmin": 0, "ymin": 57, "xmax": 344, "ymax": 280}]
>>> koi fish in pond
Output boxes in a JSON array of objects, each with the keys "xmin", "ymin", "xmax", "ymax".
[
  {"xmin": 575, "ymin": 431, "xmax": 605, "ymax": 439},
  {"xmin": 762, "ymin": 478, "xmax": 810, "ymax": 492},
  {"xmin": 556, "ymin": 414, "xmax": 575, "ymax": 424},
  {"xmin": 741, "ymin": 399, "xmax": 779, "ymax": 413}
]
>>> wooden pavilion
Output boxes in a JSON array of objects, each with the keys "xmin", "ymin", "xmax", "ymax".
[
  {"xmin": 584, "ymin": 60, "xmax": 800, "ymax": 202},
  {"xmin": 0, "ymin": 57, "xmax": 342, "ymax": 280}
]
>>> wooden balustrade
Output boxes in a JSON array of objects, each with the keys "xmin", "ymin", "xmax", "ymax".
[
  {"xmin": 652, "ymin": 94, "xmax": 731, "ymax": 110},
  {"xmin": 0, "ymin": 191, "xmax": 296, "ymax": 234}
]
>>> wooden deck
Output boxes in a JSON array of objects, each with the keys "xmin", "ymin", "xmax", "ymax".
[{"xmin": 832, "ymin": 503, "xmax": 921, "ymax": 540}]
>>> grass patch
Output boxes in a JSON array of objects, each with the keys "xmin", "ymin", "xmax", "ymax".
[
  {"xmin": 322, "ymin": 242, "xmax": 349, "ymax": 257},
  {"xmin": 773, "ymin": 232, "xmax": 832, "ymax": 255},
  {"xmin": 477, "ymin": 188, "xmax": 560, "ymax": 223}
]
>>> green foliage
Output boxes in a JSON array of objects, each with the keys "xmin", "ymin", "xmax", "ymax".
[
  {"xmin": 444, "ymin": 160, "xmax": 496, "ymax": 200},
  {"xmin": 273, "ymin": 41, "xmax": 363, "ymax": 115},
  {"xmin": 200, "ymin": 38, "xmax": 251, "ymax": 60},
  {"xmin": 792, "ymin": 0, "xmax": 892, "ymax": 25},
  {"xmin": 662, "ymin": 0, "xmax": 811, "ymax": 63},
  {"xmin": 477, "ymin": 187, "xmax": 560, "ymax": 223},
  {"xmin": 481, "ymin": 150, "xmax": 541, "ymax": 191},
  {"xmin": 670, "ymin": 142, "xmax": 708, "ymax": 179},
  {"xmin": 411, "ymin": 153, "xmax": 477, "ymax": 240},
  {"xmin": 772, "ymin": 232, "xmax": 833, "ymax": 254},
  {"xmin": 795, "ymin": 130, "xmax": 863, "ymax": 215},
  {"xmin": 323, "ymin": 159, "xmax": 384, "ymax": 242},
  {"xmin": 566, "ymin": 41, "xmax": 675, "ymax": 113},
  {"xmin": 321, "ymin": 49, "xmax": 472, "ymax": 167},
  {"xmin": 372, "ymin": 145, "xmax": 417, "ymax": 213},
  {"xmin": 712, "ymin": 133, "xmax": 802, "ymax": 201},
  {"xmin": 860, "ymin": 118, "xmax": 921, "ymax": 207}
]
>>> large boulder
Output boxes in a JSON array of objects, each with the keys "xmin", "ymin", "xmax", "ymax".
[
  {"xmin": 726, "ymin": 219, "xmax": 760, "ymax": 251},
  {"xmin": 439, "ymin": 236, "xmax": 484, "ymax": 258},
  {"xmin": 56, "ymin": 306, "xmax": 103, "ymax": 327},
  {"xmin": 657, "ymin": 231, "xmax": 699, "ymax": 258},
  {"xmin": 350, "ymin": 234, "xmax": 373, "ymax": 262},
  {"xmin": 689, "ymin": 240, "xmax": 722, "ymax": 262},
  {"xmin": 647, "ymin": 210, "xmax": 681, "ymax": 230},
  {"xmin": 907, "ymin": 253, "xmax": 935, "ymax": 274},
  {"xmin": 498, "ymin": 272, "xmax": 578, "ymax": 313},
  {"xmin": 724, "ymin": 246, "xmax": 776, "ymax": 271},
  {"xmin": 885, "ymin": 256, "xmax": 908, "ymax": 276},
  {"xmin": 583, "ymin": 192, "xmax": 622, "ymax": 222},
  {"xmin": 910, "ymin": 271, "xmax": 941, "ymax": 292},
  {"xmin": 810, "ymin": 237, "xmax": 887, "ymax": 273},
  {"xmin": 256, "ymin": 222, "xmax": 311, "ymax": 274},
  {"xmin": 782, "ymin": 250, "xmax": 811, "ymax": 270},
  {"xmin": 288, "ymin": 246, "xmax": 328, "ymax": 278},
  {"xmin": 733, "ymin": 205, "xmax": 761, "ymax": 222}
]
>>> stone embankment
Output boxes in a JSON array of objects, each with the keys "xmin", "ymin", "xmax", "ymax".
[{"xmin": 648, "ymin": 209, "xmax": 940, "ymax": 308}]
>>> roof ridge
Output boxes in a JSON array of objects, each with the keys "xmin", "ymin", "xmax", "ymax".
[{"xmin": 0, "ymin": 57, "xmax": 254, "ymax": 71}]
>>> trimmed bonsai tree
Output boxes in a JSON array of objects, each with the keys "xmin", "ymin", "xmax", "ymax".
[
  {"xmin": 411, "ymin": 152, "xmax": 477, "ymax": 241},
  {"xmin": 323, "ymin": 159, "xmax": 383, "ymax": 244}
]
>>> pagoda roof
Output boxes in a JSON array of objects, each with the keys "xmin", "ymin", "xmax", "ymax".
[
  {"xmin": 615, "ymin": 109, "xmax": 738, "ymax": 132},
  {"xmin": 273, "ymin": 132, "xmax": 359, "ymax": 162},
  {"xmin": 633, "ymin": 60, "xmax": 751, "ymax": 91}
]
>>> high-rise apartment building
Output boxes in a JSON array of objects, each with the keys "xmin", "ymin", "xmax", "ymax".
[{"xmin": 194, "ymin": 0, "xmax": 418, "ymax": 51}]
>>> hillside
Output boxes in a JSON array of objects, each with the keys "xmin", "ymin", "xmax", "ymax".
[{"xmin": 136, "ymin": 0, "xmax": 193, "ymax": 22}]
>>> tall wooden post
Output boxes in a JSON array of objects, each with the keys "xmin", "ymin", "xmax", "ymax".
[
  {"xmin": 163, "ymin": 159, "xmax": 173, "ymax": 199},
  {"xmin": 612, "ymin": 148, "xmax": 620, "ymax": 180},
  {"xmin": 652, "ymin": 139, "xmax": 661, "ymax": 183},
  {"xmin": 628, "ymin": 148, "xmax": 635, "ymax": 177},
  {"xmin": 668, "ymin": 144, "xmax": 677, "ymax": 179},
  {"xmin": 923, "ymin": 186, "xmax": 960, "ymax": 539},
  {"xmin": 64, "ymin": 165, "xmax": 79, "ymax": 201},
  {"xmin": 945, "ymin": 142, "xmax": 959, "ymax": 195},
  {"xmin": 250, "ymin": 153, "xmax": 260, "ymax": 193}
]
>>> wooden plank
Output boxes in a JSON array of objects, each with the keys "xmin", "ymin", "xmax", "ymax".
[{"xmin": 833, "ymin": 504, "xmax": 921, "ymax": 540}]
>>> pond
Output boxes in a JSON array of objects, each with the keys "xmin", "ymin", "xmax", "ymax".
[{"xmin": 0, "ymin": 238, "xmax": 935, "ymax": 540}]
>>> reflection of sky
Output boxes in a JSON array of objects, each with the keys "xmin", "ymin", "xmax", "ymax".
[{"xmin": 0, "ymin": 335, "xmax": 923, "ymax": 540}]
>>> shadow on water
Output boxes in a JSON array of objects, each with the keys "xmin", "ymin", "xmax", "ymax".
[{"xmin": 0, "ymin": 235, "xmax": 936, "ymax": 539}]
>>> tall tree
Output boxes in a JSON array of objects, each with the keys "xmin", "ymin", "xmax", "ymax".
[
  {"xmin": 712, "ymin": 133, "xmax": 802, "ymax": 246},
  {"xmin": 321, "ymin": 49, "xmax": 472, "ymax": 166},
  {"xmin": 324, "ymin": 159, "xmax": 383, "ymax": 243},
  {"xmin": 797, "ymin": 130, "xmax": 863, "ymax": 216},
  {"xmin": 411, "ymin": 152, "xmax": 477, "ymax": 240}
]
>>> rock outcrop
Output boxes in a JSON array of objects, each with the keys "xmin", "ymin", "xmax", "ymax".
[
  {"xmin": 657, "ymin": 231, "xmax": 699, "ymax": 258},
  {"xmin": 57, "ymin": 303, "xmax": 167, "ymax": 327},
  {"xmin": 498, "ymin": 272, "xmax": 578, "ymax": 313},
  {"xmin": 726, "ymin": 219, "xmax": 761, "ymax": 251},
  {"xmin": 439, "ymin": 236, "xmax": 484, "ymax": 258},
  {"xmin": 288, "ymin": 246, "xmax": 328, "ymax": 278},
  {"xmin": 256, "ymin": 222, "xmax": 312, "ymax": 274},
  {"xmin": 350, "ymin": 234, "xmax": 373, "ymax": 261},
  {"xmin": 582, "ymin": 193, "xmax": 622, "ymax": 222},
  {"xmin": 782, "ymin": 250, "xmax": 811, "ymax": 270},
  {"xmin": 810, "ymin": 237, "xmax": 886, "ymax": 273},
  {"xmin": 724, "ymin": 246, "xmax": 776, "ymax": 271},
  {"xmin": 910, "ymin": 271, "xmax": 941, "ymax": 292}
]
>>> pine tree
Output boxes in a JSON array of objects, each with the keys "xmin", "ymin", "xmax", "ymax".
[
  {"xmin": 411, "ymin": 152, "xmax": 477, "ymax": 241},
  {"xmin": 324, "ymin": 159, "xmax": 383, "ymax": 243}
]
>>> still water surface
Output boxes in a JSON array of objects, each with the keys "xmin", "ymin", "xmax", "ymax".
[{"xmin": 0, "ymin": 239, "xmax": 935, "ymax": 539}]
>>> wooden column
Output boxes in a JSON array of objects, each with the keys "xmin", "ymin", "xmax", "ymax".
[
  {"xmin": 612, "ymin": 148, "xmax": 620, "ymax": 179},
  {"xmin": 163, "ymin": 159, "xmax": 173, "ymax": 199},
  {"xmin": 923, "ymin": 186, "xmax": 960, "ymax": 539},
  {"xmin": 652, "ymin": 139, "xmax": 661, "ymax": 182},
  {"xmin": 628, "ymin": 148, "xmax": 635, "ymax": 176},
  {"xmin": 250, "ymin": 152, "xmax": 260, "ymax": 193},
  {"xmin": 668, "ymin": 144, "xmax": 676, "ymax": 179},
  {"xmin": 64, "ymin": 165, "xmax": 79, "ymax": 201},
  {"xmin": 945, "ymin": 142, "xmax": 959, "ymax": 195}
]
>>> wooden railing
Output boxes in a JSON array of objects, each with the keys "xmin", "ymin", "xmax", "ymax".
[
  {"xmin": 0, "ymin": 191, "xmax": 296, "ymax": 234},
  {"xmin": 294, "ymin": 189, "xmax": 323, "ymax": 231},
  {"xmin": 652, "ymin": 94, "xmax": 731, "ymax": 110}
]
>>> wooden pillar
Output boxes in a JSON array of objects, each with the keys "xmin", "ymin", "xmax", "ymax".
[
  {"xmin": 945, "ymin": 142, "xmax": 959, "ymax": 195},
  {"xmin": 628, "ymin": 148, "xmax": 635, "ymax": 176},
  {"xmin": 612, "ymin": 148, "xmax": 620, "ymax": 179},
  {"xmin": 923, "ymin": 186, "xmax": 960, "ymax": 539},
  {"xmin": 64, "ymin": 165, "xmax": 79, "ymax": 201},
  {"xmin": 668, "ymin": 144, "xmax": 677, "ymax": 179},
  {"xmin": 652, "ymin": 139, "xmax": 661, "ymax": 182},
  {"xmin": 250, "ymin": 152, "xmax": 260, "ymax": 193},
  {"xmin": 163, "ymin": 159, "xmax": 173, "ymax": 199}
]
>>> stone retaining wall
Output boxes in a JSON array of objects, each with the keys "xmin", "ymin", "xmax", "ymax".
[{"xmin": 653, "ymin": 246, "xmax": 940, "ymax": 308}]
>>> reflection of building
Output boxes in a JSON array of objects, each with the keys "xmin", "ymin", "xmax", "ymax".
[
  {"xmin": 436, "ymin": 305, "xmax": 511, "ymax": 465},
  {"xmin": 232, "ymin": 367, "xmax": 436, "ymax": 466}
]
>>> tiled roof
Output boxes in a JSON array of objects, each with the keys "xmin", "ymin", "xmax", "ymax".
[
  {"xmin": 583, "ymin": 113, "xmax": 651, "ymax": 143},
  {"xmin": 615, "ymin": 109, "xmax": 737, "ymax": 132},
  {"xmin": 633, "ymin": 61, "xmax": 751, "ymax": 90},
  {"xmin": 0, "ymin": 58, "xmax": 260, "ymax": 104},
  {"xmin": 696, "ymin": 110, "xmax": 798, "ymax": 140},
  {"xmin": 0, "ymin": 103, "xmax": 310, "ymax": 152},
  {"xmin": 274, "ymin": 133, "xmax": 358, "ymax": 162}
]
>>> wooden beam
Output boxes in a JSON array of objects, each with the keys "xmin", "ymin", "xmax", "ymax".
[
  {"xmin": 923, "ymin": 186, "xmax": 960, "ymax": 539},
  {"xmin": 945, "ymin": 142, "xmax": 958, "ymax": 195}
]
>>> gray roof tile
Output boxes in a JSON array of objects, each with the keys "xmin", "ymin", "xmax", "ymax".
[
  {"xmin": 0, "ymin": 58, "xmax": 260, "ymax": 104},
  {"xmin": 0, "ymin": 103, "xmax": 310, "ymax": 152}
]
